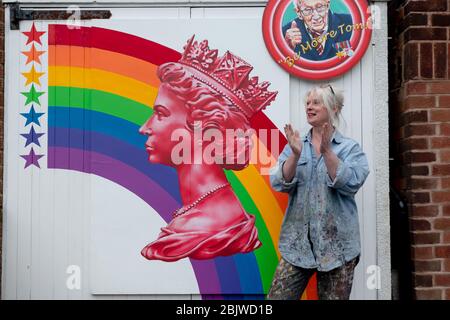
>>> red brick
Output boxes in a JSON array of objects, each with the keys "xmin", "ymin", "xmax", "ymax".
[
  {"xmin": 404, "ymin": 152, "xmax": 436, "ymax": 163},
  {"xmin": 404, "ymin": 0, "xmax": 447, "ymax": 14},
  {"xmin": 440, "ymin": 123, "xmax": 450, "ymax": 136},
  {"xmin": 432, "ymin": 13, "xmax": 450, "ymax": 26},
  {"xmin": 435, "ymin": 245, "xmax": 450, "ymax": 258},
  {"xmin": 404, "ymin": 96, "xmax": 435, "ymax": 111},
  {"xmin": 404, "ymin": 124, "xmax": 436, "ymax": 137},
  {"xmin": 412, "ymin": 246, "xmax": 434, "ymax": 259},
  {"xmin": 414, "ymin": 260, "xmax": 442, "ymax": 272},
  {"xmin": 442, "ymin": 177, "xmax": 450, "ymax": 189},
  {"xmin": 444, "ymin": 232, "xmax": 450, "ymax": 243},
  {"xmin": 434, "ymin": 218, "xmax": 450, "ymax": 230},
  {"xmin": 433, "ymin": 44, "xmax": 447, "ymax": 78},
  {"xmin": 438, "ymin": 96, "xmax": 450, "ymax": 108},
  {"xmin": 431, "ymin": 137, "xmax": 450, "ymax": 148},
  {"xmin": 408, "ymin": 192, "xmax": 431, "ymax": 204},
  {"xmin": 411, "ymin": 205, "xmax": 439, "ymax": 217},
  {"xmin": 434, "ymin": 274, "xmax": 450, "ymax": 286},
  {"xmin": 410, "ymin": 178, "xmax": 438, "ymax": 189},
  {"xmin": 420, "ymin": 43, "xmax": 434, "ymax": 79},
  {"xmin": 406, "ymin": 82, "xmax": 427, "ymax": 95},
  {"xmin": 400, "ymin": 138, "xmax": 428, "ymax": 152},
  {"xmin": 428, "ymin": 82, "xmax": 450, "ymax": 94},
  {"xmin": 410, "ymin": 218, "xmax": 432, "ymax": 231},
  {"xmin": 404, "ymin": 42, "xmax": 419, "ymax": 80},
  {"xmin": 414, "ymin": 273, "xmax": 433, "ymax": 287},
  {"xmin": 430, "ymin": 109, "xmax": 450, "ymax": 121},
  {"xmin": 446, "ymin": 289, "xmax": 450, "ymax": 299},
  {"xmin": 410, "ymin": 165, "xmax": 430, "ymax": 176},
  {"xmin": 412, "ymin": 232, "xmax": 441, "ymax": 244},
  {"xmin": 431, "ymin": 191, "xmax": 450, "ymax": 202},
  {"xmin": 432, "ymin": 164, "xmax": 450, "ymax": 175},
  {"xmin": 405, "ymin": 28, "xmax": 447, "ymax": 41},
  {"xmin": 414, "ymin": 288, "xmax": 443, "ymax": 300},
  {"xmin": 444, "ymin": 204, "xmax": 450, "ymax": 216},
  {"xmin": 444, "ymin": 259, "xmax": 450, "ymax": 271},
  {"xmin": 400, "ymin": 110, "xmax": 428, "ymax": 125}
]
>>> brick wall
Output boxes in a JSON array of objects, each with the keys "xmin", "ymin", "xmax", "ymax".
[{"xmin": 389, "ymin": 0, "xmax": 450, "ymax": 300}]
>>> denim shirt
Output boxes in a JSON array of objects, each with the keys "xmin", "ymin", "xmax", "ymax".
[{"xmin": 270, "ymin": 129, "xmax": 370, "ymax": 272}]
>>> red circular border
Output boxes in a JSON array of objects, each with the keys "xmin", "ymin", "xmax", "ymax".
[
  {"xmin": 262, "ymin": 0, "xmax": 372, "ymax": 80},
  {"xmin": 273, "ymin": 0, "xmax": 362, "ymax": 70}
]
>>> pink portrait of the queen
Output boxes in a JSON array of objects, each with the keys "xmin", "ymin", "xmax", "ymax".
[{"xmin": 139, "ymin": 36, "xmax": 278, "ymax": 262}]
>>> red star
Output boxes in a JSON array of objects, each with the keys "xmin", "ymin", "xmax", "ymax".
[{"xmin": 22, "ymin": 23, "xmax": 46, "ymax": 46}]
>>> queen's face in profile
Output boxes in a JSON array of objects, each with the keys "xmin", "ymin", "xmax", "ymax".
[
  {"xmin": 139, "ymin": 83, "xmax": 187, "ymax": 166},
  {"xmin": 138, "ymin": 36, "xmax": 277, "ymax": 262}
]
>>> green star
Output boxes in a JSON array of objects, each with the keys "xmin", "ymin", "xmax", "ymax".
[{"xmin": 21, "ymin": 84, "xmax": 45, "ymax": 106}]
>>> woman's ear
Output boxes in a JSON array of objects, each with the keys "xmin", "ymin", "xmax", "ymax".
[{"xmin": 332, "ymin": 105, "xmax": 338, "ymax": 114}]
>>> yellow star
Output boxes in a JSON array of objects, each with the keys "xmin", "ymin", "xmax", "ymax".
[
  {"xmin": 336, "ymin": 50, "xmax": 347, "ymax": 59},
  {"xmin": 21, "ymin": 64, "xmax": 45, "ymax": 86}
]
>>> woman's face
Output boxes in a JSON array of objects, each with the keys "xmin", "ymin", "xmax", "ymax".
[
  {"xmin": 139, "ymin": 83, "xmax": 188, "ymax": 166},
  {"xmin": 305, "ymin": 91, "xmax": 333, "ymax": 127}
]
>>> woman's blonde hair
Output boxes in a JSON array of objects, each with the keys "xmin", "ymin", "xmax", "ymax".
[{"xmin": 304, "ymin": 84, "xmax": 346, "ymax": 130}]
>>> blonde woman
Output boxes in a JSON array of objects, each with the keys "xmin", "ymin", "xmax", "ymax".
[{"xmin": 268, "ymin": 84, "xmax": 369, "ymax": 300}]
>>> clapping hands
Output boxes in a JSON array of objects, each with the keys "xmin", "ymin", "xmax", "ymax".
[
  {"xmin": 284, "ymin": 124, "xmax": 302, "ymax": 157},
  {"xmin": 320, "ymin": 122, "xmax": 333, "ymax": 154}
]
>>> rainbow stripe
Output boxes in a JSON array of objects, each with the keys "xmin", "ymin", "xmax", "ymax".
[{"xmin": 47, "ymin": 24, "xmax": 317, "ymax": 299}]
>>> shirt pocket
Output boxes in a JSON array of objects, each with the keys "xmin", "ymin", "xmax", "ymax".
[{"xmin": 296, "ymin": 157, "xmax": 309, "ymax": 184}]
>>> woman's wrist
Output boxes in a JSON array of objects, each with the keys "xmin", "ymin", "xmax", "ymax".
[
  {"xmin": 291, "ymin": 150, "xmax": 301, "ymax": 159},
  {"xmin": 322, "ymin": 148, "xmax": 334, "ymax": 158}
]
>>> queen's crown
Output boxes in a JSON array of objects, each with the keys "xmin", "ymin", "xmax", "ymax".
[{"xmin": 178, "ymin": 35, "xmax": 278, "ymax": 120}]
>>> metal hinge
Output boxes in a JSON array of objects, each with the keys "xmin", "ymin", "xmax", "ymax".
[{"xmin": 9, "ymin": 3, "xmax": 112, "ymax": 30}]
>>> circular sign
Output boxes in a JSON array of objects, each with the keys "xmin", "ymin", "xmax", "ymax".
[{"xmin": 262, "ymin": 0, "xmax": 373, "ymax": 80}]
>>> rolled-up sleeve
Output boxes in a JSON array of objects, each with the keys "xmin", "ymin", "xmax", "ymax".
[
  {"xmin": 326, "ymin": 142, "xmax": 370, "ymax": 196},
  {"xmin": 270, "ymin": 144, "xmax": 298, "ymax": 193}
]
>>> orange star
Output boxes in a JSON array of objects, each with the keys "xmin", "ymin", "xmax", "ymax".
[
  {"xmin": 21, "ymin": 44, "xmax": 45, "ymax": 65},
  {"xmin": 22, "ymin": 23, "xmax": 46, "ymax": 45}
]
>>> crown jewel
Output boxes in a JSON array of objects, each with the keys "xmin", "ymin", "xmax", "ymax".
[{"xmin": 179, "ymin": 35, "xmax": 278, "ymax": 119}]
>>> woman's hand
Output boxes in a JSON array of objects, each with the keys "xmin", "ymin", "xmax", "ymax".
[
  {"xmin": 321, "ymin": 122, "xmax": 339, "ymax": 181},
  {"xmin": 282, "ymin": 124, "xmax": 302, "ymax": 183},
  {"xmin": 320, "ymin": 122, "xmax": 333, "ymax": 155},
  {"xmin": 284, "ymin": 124, "xmax": 302, "ymax": 157}
]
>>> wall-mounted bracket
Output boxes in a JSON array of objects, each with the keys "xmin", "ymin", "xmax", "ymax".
[{"xmin": 9, "ymin": 2, "xmax": 112, "ymax": 30}]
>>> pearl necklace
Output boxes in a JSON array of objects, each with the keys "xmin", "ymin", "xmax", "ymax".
[{"xmin": 172, "ymin": 183, "xmax": 230, "ymax": 219}]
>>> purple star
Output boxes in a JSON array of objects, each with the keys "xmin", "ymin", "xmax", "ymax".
[
  {"xmin": 20, "ymin": 147, "xmax": 44, "ymax": 169},
  {"xmin": 20, "ymin": 126, "xmax": 45, "ymax": 147}
]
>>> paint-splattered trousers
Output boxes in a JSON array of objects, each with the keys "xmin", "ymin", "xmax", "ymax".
[{"xmin": 267, "ymin": 255, "xmax": 360, "ymax": 300}]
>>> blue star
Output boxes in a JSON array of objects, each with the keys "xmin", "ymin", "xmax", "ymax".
[
  {"xmin": 20, "ymin": 126, "xmax": 45, "ymax": 147},
  {"xmin": 20, "ymin": 105, "xmax": 45, "ymax": 126}
]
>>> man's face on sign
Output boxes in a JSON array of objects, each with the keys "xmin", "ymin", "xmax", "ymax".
[{"xmin": 296, "ymin": 0, "xmax": 330, "ymax": 34}]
